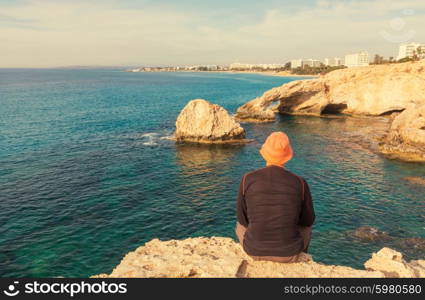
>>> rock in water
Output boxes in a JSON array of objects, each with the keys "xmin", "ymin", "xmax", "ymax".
[
  {"xmin": 379, "ymin": 104, "xmax": 425, "ymax": 162},
  {"xmin": 397, "ymin": 237, "xmax": 425, "ymax": 251},
  {"xmin": 352, "ymin": 226, "xmax": 392, "ymax": 242},
  {"xmin": 175, "ymin": 99, "xmax": 246, "ymax": 143}
]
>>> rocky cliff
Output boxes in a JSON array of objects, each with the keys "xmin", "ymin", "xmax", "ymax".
[
  {"xmin": 175, "ymin": 99, "xmax": 247, "ymax": 143},
  {"xmin": 93, "ymin": 237, "xmax": 425, "ymax": 278},
  {"xmin": 379, "ymin": 103, "xmax": 425, "ymax": 161},
  {"xmin": 236, "ymin": 61, "xmax": 425, "ymax": 119},
  {"xmin": 236, "ymin": 60, "xmax": 425, "ymax": 161}
]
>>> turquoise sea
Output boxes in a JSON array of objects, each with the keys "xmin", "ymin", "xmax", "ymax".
[{"xmin": 0, "ymin": 69, "xmax": 424, "ymax": 277}]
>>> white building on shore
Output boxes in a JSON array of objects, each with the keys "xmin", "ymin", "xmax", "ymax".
[
  {"xmin": 324, "ymin": 57, "xmax": 342, "ymax": 67},
  {"xmin": 397, "ymin": 43, "xmax": 425, "ymax": 60},
  {"xmin": 229, "ymin": 63, "xmax": 286, "ymax": 70},
  {"xmin": 304, "ymin": 59, "xmax": 322, "ymax": 67},
  {"xmin": 344, "ymin": 51, "xmax": 369, "ymax": 67},
  {"xmin": 290, "ymin": 59, "xmax": 322, "ymax": 68},
  {"xmin": 290, "ymin": 59, "xmax": 303, "ymax": 68}
]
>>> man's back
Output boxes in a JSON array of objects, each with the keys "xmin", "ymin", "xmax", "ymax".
[{"xmin": 237, "ymin": 165, "xmax": 315, "ymax": 257}]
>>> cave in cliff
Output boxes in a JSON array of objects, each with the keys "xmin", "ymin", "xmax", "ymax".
[{"xmin": 321, "ymin": 103, "xmax": 348, "ymax": 115}]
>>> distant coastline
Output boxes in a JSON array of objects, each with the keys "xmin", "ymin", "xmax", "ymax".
[
  {"xmin": 224, "ymin": 70, "xmax": 319, "ymax": 78},
  {"xmin": 125, "ymin": 69, "xmax": 319, "ymax": 78}
]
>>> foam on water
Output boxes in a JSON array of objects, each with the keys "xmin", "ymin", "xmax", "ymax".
[{"xmin": 140, "ymin": 132, "xmax": 174, "ymax": 145}]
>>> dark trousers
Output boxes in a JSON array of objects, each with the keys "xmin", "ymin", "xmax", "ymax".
[{"xmin": 235, "ymin": 222, "xmax": 312, "ymax": 263}]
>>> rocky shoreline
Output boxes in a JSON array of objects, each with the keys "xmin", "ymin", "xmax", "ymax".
[
  {"xmin": 93, "ymin": 237, "xmax": 425, "ymax": 278},
  {"xmin": 172, "ymin": 61, "xmax": 425, "ymax": 161},
  {"xmin": 378, "ymin": 103, "xmax": 425, "ymax": 162},
  {"xmin": 235, "ymin": 60, "xmax": 425, "ymax": 161}
]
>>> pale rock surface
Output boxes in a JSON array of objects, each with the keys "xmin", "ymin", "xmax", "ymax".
[
  {"xmin": 379, "ymin": 103, "xmax": 425, "ymax": 161},
  {"xmin": 235, "ymin": 96, "xmax": 276, "ymax": 122},
  {"xmin": 236, "ymin": 61, "xmax": 425, "ymax": 161},
  {"xmin": 364, "ymin": 247, "xmax": 425, "ymax": 278},
  {"xmin": 175, "ymin": 99, "xmax": 246, "ymax": 143},
  {"xmin": 92, "ymin": 237, "xmax": 424, "ymax": 278},
  {"xmin": 237, "ymin": 60, "xmax": 425, "ymax": 120}
]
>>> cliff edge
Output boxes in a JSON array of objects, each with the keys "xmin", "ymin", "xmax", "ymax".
[{"xmin": 93, "ymin": 237, "xmax": 425, "ymax": 278}]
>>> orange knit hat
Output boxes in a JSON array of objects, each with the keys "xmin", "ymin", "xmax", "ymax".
[{"xmin": 260, "ymin": 132, "xmax": 293, "ymax": 166}]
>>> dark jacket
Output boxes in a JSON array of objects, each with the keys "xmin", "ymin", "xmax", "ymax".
[{"xmin": 236, "ymin": 165, "xmax": 315, "ymax": 257}]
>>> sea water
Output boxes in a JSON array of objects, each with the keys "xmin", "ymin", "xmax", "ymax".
[{"xmin": 0, "ymin": 69, "xmax": 424, "ymax": 277}]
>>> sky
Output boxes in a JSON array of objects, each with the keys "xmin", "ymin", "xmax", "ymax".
[{"xmin": 0, "ymin": 0, "xmax": 425, "ymax": 67}]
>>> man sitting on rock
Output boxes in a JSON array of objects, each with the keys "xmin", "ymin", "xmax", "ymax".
[{"xmin": 235, "ymin": 131, "xmax": 315, "ymax": 262}]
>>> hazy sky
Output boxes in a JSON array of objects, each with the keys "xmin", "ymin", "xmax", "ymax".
[{"xmin": 1, "ymin": 0, "xmax": 424, "ymax": 67}]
